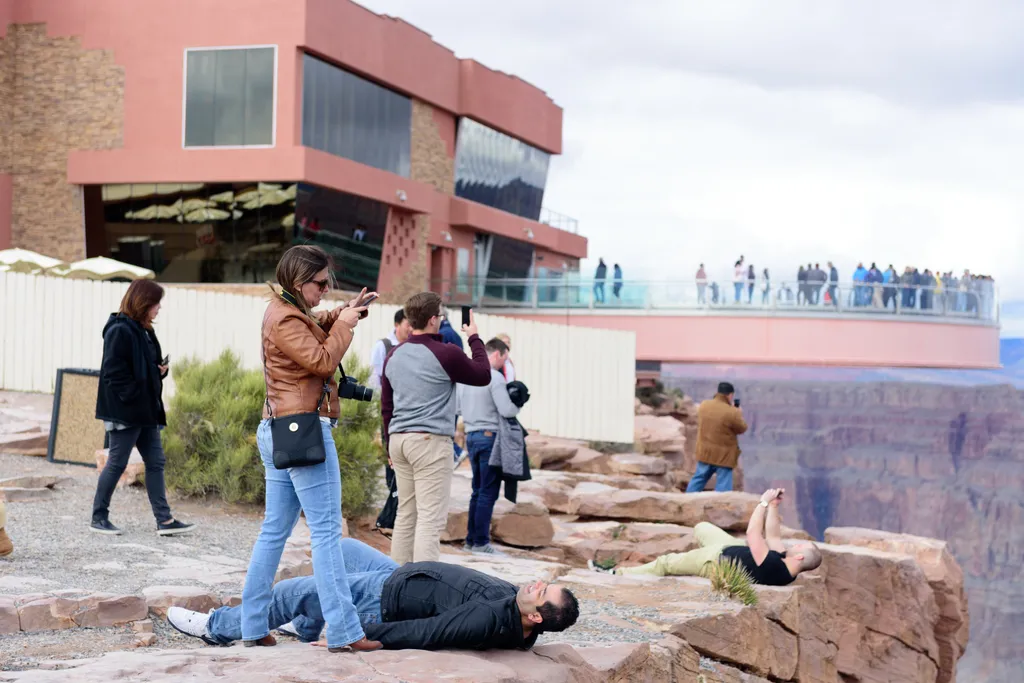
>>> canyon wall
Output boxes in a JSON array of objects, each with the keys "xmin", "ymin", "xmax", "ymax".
[{"xmin": 663, "ymin": 375, "xmax": 1024, "ymax": 683}]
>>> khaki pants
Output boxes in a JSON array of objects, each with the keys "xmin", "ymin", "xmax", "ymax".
[
  {"xmin": 618, "ymin": 522, "xmax": 745, "ymax": 577},
  {"xmin": 389, "ymin": 432, "xmax": 453, "ymax": 564}
]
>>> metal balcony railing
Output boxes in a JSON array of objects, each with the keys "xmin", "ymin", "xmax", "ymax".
[
  {"xmin": 538, "ymin": 207, "xmax": 579, "ymax": 234},
  {"xmin": 431, "ymin": 277, "xmax": 1000, "ymax": 324}
]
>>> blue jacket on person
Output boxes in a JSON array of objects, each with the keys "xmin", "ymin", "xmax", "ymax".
[
  {"xmin": 438, "ymin": 318, "xmax": 464, "ymax": 350},
  {"xmin": 853, "ymin": 266, "xmax": 868, "ymax": 282}
]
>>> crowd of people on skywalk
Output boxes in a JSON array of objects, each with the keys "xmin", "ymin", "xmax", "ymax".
[{"xmin": 693, "ymin": 257, "xmax": 996, "ymax": 317}]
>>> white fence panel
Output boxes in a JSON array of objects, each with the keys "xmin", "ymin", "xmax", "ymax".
[{"xmin": 0, "ymin": 273, "xmax": 636, "ymax": 443}]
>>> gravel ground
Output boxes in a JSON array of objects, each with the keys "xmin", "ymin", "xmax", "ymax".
[
  {"xmin": 0, "ymin": 452, "xmax": 266, "ymax": 597},
  {"xmin": 0, "ymin": 449, "xmax": 677, "ymax": 668}
]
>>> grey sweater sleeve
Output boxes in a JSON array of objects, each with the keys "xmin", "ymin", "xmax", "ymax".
[{"xmin": 488, "ymin": 372, "xmax": 519, "ymax": 418}]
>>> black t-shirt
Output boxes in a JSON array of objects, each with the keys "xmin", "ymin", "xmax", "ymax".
[{"xmin": 720, "ymin": 546, "xmax": 795, "ymax": 586}]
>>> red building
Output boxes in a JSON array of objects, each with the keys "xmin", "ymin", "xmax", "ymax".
[{"xmin": 0, "ymin": 0, "xmax": 586, "ymax": 300}]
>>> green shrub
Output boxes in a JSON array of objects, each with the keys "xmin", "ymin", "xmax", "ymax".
[
  {"xmin": 163, "ymin": 351, "xmax": 383, "ymax": 518},
  {"xmin": 707, "ymin": 558, "xmax": 759, "ymax": 606}
]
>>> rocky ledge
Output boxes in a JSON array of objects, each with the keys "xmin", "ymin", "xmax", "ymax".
[{"xmin": 0, "ymin": 525, "xmax": 968, "ymax": 683}]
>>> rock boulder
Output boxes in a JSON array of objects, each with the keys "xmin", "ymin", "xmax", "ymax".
[
  {"xmin": 568, "ymin": 484, "xmax": 759, "ymax": 530},
  {"xmin": 95, "ymin": 448, "xmax": 146, "ymax": 487},
  {"xmin": 824, "ymin": 527, "xmax": 968, "ymax": 683},
  {"xmin": 633, "ymin": 415, "xmax": 686, "ymax": 456},
  {"xmin": 141, "ymin": 586, "xmax": 220, "ymax": 618}
]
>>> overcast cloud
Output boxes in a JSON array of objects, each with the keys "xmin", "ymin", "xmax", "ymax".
[{"xmin": 358, "ymin": 1, "xmax": 1024, "ymax": 301}]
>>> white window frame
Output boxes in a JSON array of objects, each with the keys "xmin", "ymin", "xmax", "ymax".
[{"xmin": 182, "ymin": 44, "xmax": 279, "ymax": 150}]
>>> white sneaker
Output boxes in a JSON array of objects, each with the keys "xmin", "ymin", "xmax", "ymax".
[
  {"xmin": 470, "ymin": 543, "xmax": 503, "ymax": 556},
  {"xmin": 276, "ymin": 621, "xmax": 301, "ymax": 638},
  {"xmin": 167, "ymin": 606, "xmax": 218, "ymax": 645}
]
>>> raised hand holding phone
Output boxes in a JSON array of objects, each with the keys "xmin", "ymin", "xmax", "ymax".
[{"xmin": 461, "ymin": 306, "xmax": 478, "ymax": 338}]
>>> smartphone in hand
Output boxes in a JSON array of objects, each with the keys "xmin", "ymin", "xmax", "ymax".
[
  {"xmin": 461, "ymin": 306, "xmax": 472, "ymax": 328},
  {"xmin": 734, "ymin": 398, "xmax": 741, "ymax": 408},
  {"xmin": 161, "ymin": 354, "xmax": 170, "ymax": 366}
]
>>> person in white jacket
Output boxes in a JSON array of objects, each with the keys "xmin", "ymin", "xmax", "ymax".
[
  {"xmin": 496, "ymin": 333, "xmax": 515, "ymax": 382},
  {"xmin": 369, "ymin": 309, "xmax": 411, "ymax": 390}
]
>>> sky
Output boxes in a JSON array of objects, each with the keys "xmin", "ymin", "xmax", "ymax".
[{"xmin": 358, "ymin": 1, "xmax": 1024, "ymax": 303}]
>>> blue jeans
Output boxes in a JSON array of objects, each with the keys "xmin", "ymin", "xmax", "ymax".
[
  {"xmin": 466, "ymin": 432, "xmax": 501, "ymax": 547},
  {"xmin": 685, "ymin": 461, "xmax": 734, "ymax": 492},
  {"xmin": 209, "ymin": 539, "xmax": 397, "ymax": 644},
  {"xmin": 240, "ymin": 420, "xmax": 364, "ymax": 648},
  {"xmin": 734, "ymin": 283, "xmax": 743, "ymax": 302}
]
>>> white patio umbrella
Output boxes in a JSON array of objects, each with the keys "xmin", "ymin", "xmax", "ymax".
[
  {"xmin": 0, "ymin": 248, "xmax": 66, "ymax": 274},
  {"xmin": 183, "ymin": 207, "xmax": 231, "ymax": 223},
  {"xmin": 48, "ymin": 256, "xmax": 155, "ymax": 281}
]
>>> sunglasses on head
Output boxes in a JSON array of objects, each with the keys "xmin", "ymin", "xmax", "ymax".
[{"xmin": 307, "ymin": 278, "xmax": 330, "ymax": 291}]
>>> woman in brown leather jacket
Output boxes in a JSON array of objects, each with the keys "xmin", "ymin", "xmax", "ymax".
[{"xmin": 239, "ymin": 245, "xmax": 381, "ymax": 652}]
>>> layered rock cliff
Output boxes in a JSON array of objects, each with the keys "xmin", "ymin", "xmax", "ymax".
[{"xmin": 664, "ymin": 376, "xmax": 1024, "ymax": 683}]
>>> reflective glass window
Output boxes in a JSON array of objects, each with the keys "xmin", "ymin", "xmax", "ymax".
[
  {"xmin": 456, "ymin": 248, "xmax": 471, "ymax": 294},
  {"xmin": 484, "ymin": 234, "xmax": 534, "ymax": 302},
  {"xmin": 453, "ymin": 118, "xmax": 550, "ymax": 221},
  {"xmin": 85, "ymin": 182, "xmax": 387, "ymax": 290},
  {"xmin": 301, "ymin": 54, "xmax": 411, "ymax": 177},
  {"xmin": 184, "ymin": 47, "xmax": 275, "ymax": 147}
]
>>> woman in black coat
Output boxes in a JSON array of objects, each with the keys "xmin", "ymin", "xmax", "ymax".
[{"xmin": 92, "ymin": 280, "xmax": 193, "ymax": 536}]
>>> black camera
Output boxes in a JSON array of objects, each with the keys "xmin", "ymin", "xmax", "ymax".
[{"xmin": 338, "ymin": 370, "xmax": 373, "ymax": 402}]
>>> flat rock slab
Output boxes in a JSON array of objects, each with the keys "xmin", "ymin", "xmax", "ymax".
[
  {"xmin": 0, "ymin": 641, "xmax": 626, "ymax": 683},
  {"xmin": 0, "ymin": 487, "xmax": 53, "ymax": 502},
  {"xmin": 142, "ymin": 586, "xmax": 220, "ymax": 618},
  {"xmin": 0, "ymin": 475, "xmax": 67, "ymax": 489},
  {"xmin": 567, "ymin": 485, "xmax": 759, "ymax": 530},
  {"xmin": 0, "ymin": 429, "xmax": 48, "ymax": 456}
]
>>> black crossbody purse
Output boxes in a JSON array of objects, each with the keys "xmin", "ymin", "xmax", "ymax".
[{"xmin": 262, "ymin": 318, "xmax": 331, "ymax": 470}]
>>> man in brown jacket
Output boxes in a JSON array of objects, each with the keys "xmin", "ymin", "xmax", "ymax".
[{"xmin": 685, "ymin": 382, "xmax": 747, "ymax": 492}]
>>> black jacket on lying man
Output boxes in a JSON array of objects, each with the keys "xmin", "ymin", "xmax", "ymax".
[
  {"xmin": 173, "ymin": 538, "xmax": 580, "ymax": 651},
  {"xmin": 370, "ymin": 561, "xmax": 555, "ymax": 649}
]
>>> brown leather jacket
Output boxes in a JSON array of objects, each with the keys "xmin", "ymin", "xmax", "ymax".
[
  {"xmin": 695, "ymin": 394, "xmax": 748, "ymax": 469},
  {"xmin": 261, "ymin": 296, "xmax": 356, "ymax": 420}
]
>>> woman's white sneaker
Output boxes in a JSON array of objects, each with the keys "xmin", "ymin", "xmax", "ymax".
[{"xmin": 167, "ymin": 606, "xmax": 217, "ymax": 645}]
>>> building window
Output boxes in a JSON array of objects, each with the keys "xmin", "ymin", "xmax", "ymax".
[
  {"xmin": 85, "ymin": 182, "xmax": 387, "ymax": 289},
  {"xmin": 301, "ymin": 54, "xmax": 411, "ymax": 177},
  {"xmin": 456, "ymin": 248, "xmax": 471, "ymax": 294},
  {"xmin": 454, "ymin": 118, "xmax": 550, "ymax": 221},
  {"xmin": 484, "ymin": 234, "xmax": 534, "ymax": 302},
  {"xmin": 184, "ymin": 46, "xmax": 276, "ymax": 148}
]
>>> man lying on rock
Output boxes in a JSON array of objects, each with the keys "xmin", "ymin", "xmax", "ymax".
[
  {"xmin": 590, "ymin": 488, "xmax": 822, "ymax": 585},
  {"xmin": 168, "ymin": 537, "xmax": 580, "ymax": 651}
]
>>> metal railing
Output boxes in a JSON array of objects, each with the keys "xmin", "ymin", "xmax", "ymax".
[
  {"xmin": 538, "ymin": 207, "xmax": 579, "ymax": 234},
  {"xmin": 432, "ymin": 277, "xmax": 1000, "ymax": 324}
]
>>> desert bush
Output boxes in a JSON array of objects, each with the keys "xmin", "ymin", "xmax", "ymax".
[
  {"xmin": 163, "ymin": 351, "xmax": 383, "ymax": 517},
  {"xmin": 635, "ymin": 381, "xmax": 667, "ymax": 408},
  {"xmin": 707, "ymin": 558, "xmax": 759, "ymax": 606}
]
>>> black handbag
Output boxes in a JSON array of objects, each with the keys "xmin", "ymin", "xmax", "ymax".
[
  {"xmin": 262, "ymin": 320, "xmax": 330, "ymax": 470},
  {"xmin": 267, "ymin": 386, "xmax": 329, "ymax": 470}
]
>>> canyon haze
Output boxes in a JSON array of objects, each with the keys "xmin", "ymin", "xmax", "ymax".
[{"xmin": 665, "ymin": 355, "xmax": 1024, "ymax": 683}]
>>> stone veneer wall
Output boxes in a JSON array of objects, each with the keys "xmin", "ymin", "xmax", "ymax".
[
  {"xmin": 410, "ymin": 99, "xmax": 454, "ymax": 195},
  {"xmin": 0, "ymin": 24, "xmax": 124, "ymax": 262}
]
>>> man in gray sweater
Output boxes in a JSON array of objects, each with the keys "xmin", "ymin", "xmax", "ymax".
[
  {"xmin": 457, "ymin": 338, "xmax": 520, "ymax": 555},
  {"xmin": 382, "ymin": 292, "xmax": 491, "ymax": 563}
]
